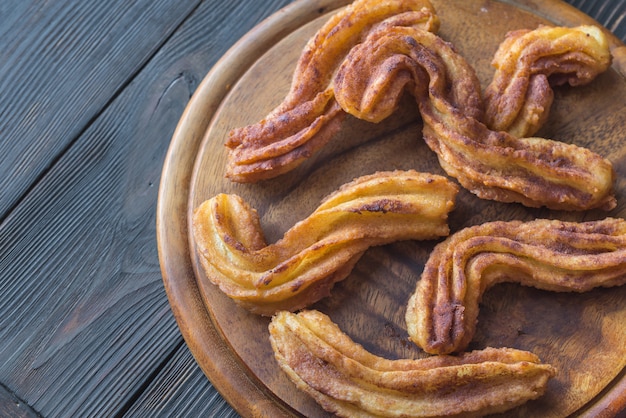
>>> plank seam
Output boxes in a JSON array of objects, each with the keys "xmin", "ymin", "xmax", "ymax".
[
  {"xmin": 113, "ymin": 339, "xmax": 187, "ymax": 418},
  {"xmin": 0, "ymin": 381, "xmax": 43, "ymax": 418},
  {"xmin": 0, "ymin": 0, "xmax": 205, "ymax": 230}
]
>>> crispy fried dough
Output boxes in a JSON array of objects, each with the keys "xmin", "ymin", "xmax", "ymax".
[
  {"xmin": 484, "ymin": 25, "xmax": 612, "ymax": 137},
  {"xmin": 225, "ymin": 0, "xmax": 439, "ymax": 182},
  {"xmin": 333, "ymin": 24, "xmax": 615, "ymax": 211},
  {"xmin": 192, "ymin": 170, "xmax": 457, "ymax": 315},
  {"xmin": 270, "ymin": 310, "xmax": 556, "ymax": 418},
  {"xmin": 406, "ymin": 218, "xmax": 626, "ymax": 355},
  {"xmin": 224, "ymin": 0, "xmax": 615, "ymax": 210}
]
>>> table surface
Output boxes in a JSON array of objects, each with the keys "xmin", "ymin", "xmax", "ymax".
[{"xmin": 0, "ymin": 1, "xmax": 624, "ymax": 417}]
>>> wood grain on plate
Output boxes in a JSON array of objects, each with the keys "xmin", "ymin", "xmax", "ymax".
[{"xmin": 157, "ymin": 0, "xmax": 626, "ymax": 416}]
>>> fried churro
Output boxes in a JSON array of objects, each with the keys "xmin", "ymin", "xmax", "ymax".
[
  {"xmin": 225, "ymin": 0, "xmax": 439, "ymax": 183},
  {"xmin": 333, "ymin": 23, "xmax": 615, "ymax": 210},
  {"xmin": 193, "ymin": 170, "xmax": 457, "ymax": 315},
  {"xmin": 406, "ymin": 218, "xmax": 626, "ymax": 355},
  {"xmin": 270, "ymin": 310, "xmax": 556, "ymax": 417},
  {"xmin": 484, "ymin": 25, "xmax": 612, "ymax": 137},
  {"xmin": 226, "ymin": 0, "xmax": 615, "ymax": 210}
]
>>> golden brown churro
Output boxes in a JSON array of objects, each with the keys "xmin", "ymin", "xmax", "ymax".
[
  {"xmin": 211, "ymin": 1, "xmax": 623, "ymax": 413},
  {"xmin": 193, "ymin": 170, "xmax": 457, "ymax": 315},
  {"xmin": 406, "ymin": 218, "xmax": 626, "ymax": 355},
  {"xmin": 226, "ymin": 0, "xmax": 615, "ymax": 210},
  {"xmin": 270, "ymin": 310, "xmax": 556, "ymax": 418},
  {"xmin": 484, "ymin": 25, "xmax": 612, "ymax": 138},
  {"xmin": 225, "ymin": 0, "xmax": 439, "ymax": 183},
  {"xmin": 333, "ymin": 24, "xmax": 615, "ymax": 210}
]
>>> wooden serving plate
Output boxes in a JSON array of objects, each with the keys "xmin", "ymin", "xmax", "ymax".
[{"xmin": 157, "ymin": 0, "xmax": 626, "ymax": 416}]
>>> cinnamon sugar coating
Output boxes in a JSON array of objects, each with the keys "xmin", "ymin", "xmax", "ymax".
[
  {"xmin": 225, "ymin": 0, "xmax": 439, "ymax": 183},
  {"xmin": 333, "ymin": 23, "xmax": 615, "ymax": 210},
  {"xmin": 406, "ymin": 218, "xmax": 626, "ymax": 355},
  {"xmin": 484, "ymin": 25, "xmax": 612, "ymax": 137},
  {"xmin": 193, "ymin": 170, "xmax": 457, "ymax": 315},
  {"xmin": 270, "ymin": 310, "xmax": 556, "ymax": 418}
]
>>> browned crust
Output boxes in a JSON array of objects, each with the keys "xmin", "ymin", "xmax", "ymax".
[
  {"xmin": 193, "ymin": 170, "xmax": 457, "ymax": 315},
  {"xmin": 225, "ymin": 0, "xmax": 439, "ymax": 182},
  {"xmin": 483, "ymin": 25, "xmax": 613, "ymax": 138},
  {"xmin": 270, "ymin": 310, "xmax": 556, "ymax": 417},
  {"xmin": 333, "ymin": 24, "xmax": 615, "ymax": 211},
  {"xmin": 406, "ymin": 217, "xmax": 626, "ymax": 355},
  {"xmin": 225, "ymin": 0, "xmax": 616, "ymax": 211}
]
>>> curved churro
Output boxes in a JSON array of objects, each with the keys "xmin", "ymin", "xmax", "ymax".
[
  {"xmin": 484, "ymin": 25, "xmax": 612, "ymax": 138},
  {"xmin": 193, "ymin": 170, "xmax": 457, "ymax": 315},
  {"xmin": 225, "ymin": 0, "xmax": 439, "ymax": 183},
  {"xmin": 406, "ymin": 218, "xmax": 626, "ymax": 355},
  {"xmin": 333, "ymin": 24, "xmax": 615, "ymax": 211},
  {"xmin": 225, "ymin": 0, "xmax": 615, "ymax": 210},
  {"xmin": 270, "ymin": 310, "xmax": 556, "ymax": 418}
]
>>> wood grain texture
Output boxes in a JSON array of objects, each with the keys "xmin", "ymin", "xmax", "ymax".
[
  {"xmin": 565, "ymin": 0, "xmax": 626, "ymax": 40},
  {"xmin": 159, "ymin": 0, "xmax": 626, "ymax": 417},
  {"xmin": 0, "ymin": 384, "xmax": 38, "ymax": 418},
  {"xmin": 0, "ymin": 0, "xmax": 294, "ymax": 416},
  {"xmin": 0, "ymin": 0, "xmax": 200, "ymax": 219},
  {"xmin": 122, "ymin": 342, "xmax": 239, "ymax": 418}
]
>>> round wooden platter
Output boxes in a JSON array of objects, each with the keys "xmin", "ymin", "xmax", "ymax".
[{"xmin": 157, "ymin": 0, "xmax": 626, "ymax": 416}]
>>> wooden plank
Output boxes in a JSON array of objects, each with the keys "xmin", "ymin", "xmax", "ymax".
[
  {"xmin": 0, "ymin": 0, "xmax": 200, "ymax": 219},
  {"xmin": 564, "ymin": 0, "xmax": 626, "ymax": 40},
  {"xmin": 0, "ymin": 0, "xmax": 293, "ymax": 416},
  {"xmin": 121, "ymin": 343, "xmax": 239, "ymax": 418},
  {"xmin": 0, "ymin": 384, "xmax": 39, "ymax": 418}
]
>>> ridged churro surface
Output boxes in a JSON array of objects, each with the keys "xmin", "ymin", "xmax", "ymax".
[
  {"xmin": 225, "ymin": 0, "xmax": 615, "ymax": 210},
  {"xmin": 225, "ymin": 0, "xmax": 439, "ymax": 183},
  {"xmin": 270, "ymin": 310, "xmax": 556, "ymax": 418},
  {"xmin": 406, "ymin": 218, "xmax": 626, "ymax": 355},
  {"xmin": 484, "ymin": 25, "xmax": 612, "ymax": 138},
  {"xmin": 193, "ymin": 170, "xmax": 457, "ymax": 315},
  {"xmin": 333, "ymin": 23, "xmax": 615, "ymax": 210}
]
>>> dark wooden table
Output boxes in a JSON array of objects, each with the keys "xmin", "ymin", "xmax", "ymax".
[{"xmin": 0, "ymin": 1, "xmax": 624, "ymax": 417}]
